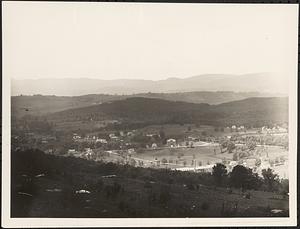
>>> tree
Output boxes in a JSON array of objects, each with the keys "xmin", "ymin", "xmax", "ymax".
[
  {"xmin": 220, "ymin": 140, "xmax": 235, "ymax": 153},
  {"xmin": 230, "ymin": 165, "xmax": 261, "ymax": 190},
  {"xmin": 246, "ymin": 140, "xmax": 256, "ymax": 151},
  {"xmin": 159, "ymin": 130, "xmax": 166, "ymax": 144},
  {"xmin": 191, "ymin": 160, "xmax": 194, "ymax": 166},
  {"xmin": 278, "ymin": 179, "xmax": 289, "ymax": 195},
  {"xmin": 262, "ymin": 168, "xmax": 279, "ymax": 192},
  {"xmin": 255, "ymin": 158, "xmax": 261, "ymax": 167},
  {"xmin": 232, "ymin": 152, "xmax": 239, "ymax": 161},
  {"xmin": 129, "ymin": 158, "xmax": 137, "ymax": 167},
  {"xmin": 212, "ymin": 163, "xmax": 227, "ymax": 186},
  {"xmin": 230, "ymin": 165, "xmax": 248, "ymax": 189},
  {"xmin": 220, "ymin": 140, "xmax": 227, "ymax": 153},
  {"xmin": 161, "ymin": 158, "xmax": 168, "ymax": 164},
  {"xmin": 159, "ymin": 130, "xmax": 165, "ymax": 139},
  {"xmin": 227, "ymin": 141, "xmax": 236, "ymax": 153}
]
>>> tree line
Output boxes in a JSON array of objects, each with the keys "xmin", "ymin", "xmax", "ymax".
[{"xmin": 212, "ymin": 163, "xmax": 288, "ymax": 194}]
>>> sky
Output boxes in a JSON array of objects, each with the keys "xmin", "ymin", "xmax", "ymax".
[{"xmin": 3, "ymin": 2, "xmax": 299, "ymax": 81}]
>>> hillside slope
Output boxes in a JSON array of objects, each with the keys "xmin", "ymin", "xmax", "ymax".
[
  {"xmin": 208, "ymin": 97, "xmax": 288, "ymax": 126},
  {"xmin": 46, "ymin": 97, "xmax": 288, "ymax": 127},
  {"xmin": 11, "ymin": 149, "xmax": 289, "ymax": 217},
  {"xmin": 12, "ymin": 91, "xmax": 285, "ymax": 118}
]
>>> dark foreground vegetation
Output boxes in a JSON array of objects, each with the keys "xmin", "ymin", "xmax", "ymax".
[{"xmin": 11, "ymin": 149, "xmax": 288, "ymax": 218}]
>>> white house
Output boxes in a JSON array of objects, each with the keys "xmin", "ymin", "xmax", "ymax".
[
  {"xmin": 109, "ymin": 133, "xmax": 116, "ymax": 139},
  {"xmin": 96, "ymin": 138, "xmax": 108, "ymax": 144},
  {"xmin": 166, "ymin": 139, "xmax": 177, "ymax": 147},
  {"xmin": 68, "ymin": 149, "xmax": 76, "ymax": 155},
  {"xmin": 127, "ymin": 131, "xmax": 134, "ymax": 136},
  {"xmin": 151, "ymin": 143, "xmax": 158, "ymax": 149}
]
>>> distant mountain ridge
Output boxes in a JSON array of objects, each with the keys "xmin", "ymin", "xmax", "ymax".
[{"xmin": 11, "ymin": 73, "xmax": 288, "ymax": 96}]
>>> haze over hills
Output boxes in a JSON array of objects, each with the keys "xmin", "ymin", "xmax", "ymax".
[
  {"xmin": 12, "ymin": 91, "xmax": 286, "ymax": 118},
  {"xmin": 11, "ymin": 73, "xmax": 288, "ymax": 96}
]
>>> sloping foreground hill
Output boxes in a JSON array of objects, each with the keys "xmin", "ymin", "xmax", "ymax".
[
  {"xmin": 11, "ymin": 149, "xmax": 288, "ymax": 217},
  {"xmin": 11, "ymin": 91, "xmax": 284, "ymax": 118},
  {"xmin": 46, "ymin": 97, "xmax": 288, "ymax": 128}
]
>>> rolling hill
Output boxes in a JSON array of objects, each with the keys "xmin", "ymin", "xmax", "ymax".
[
  {"xmin": 11, "ymin": 91, "xmax": 285, "ymax": 118},
  {"xmin": 46, "ymin": 97, "xmax": 288, "ymax": 128}
]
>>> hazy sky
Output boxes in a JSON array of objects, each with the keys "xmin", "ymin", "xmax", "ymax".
[{"xmin": 3, "ymin": 2, "xmax": 298, "ymax": 80}]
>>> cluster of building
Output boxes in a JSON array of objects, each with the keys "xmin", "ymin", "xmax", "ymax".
[
  {"xmin": 260, "ymin": 126, "xmax": 288, "ymax": 134},
  {"xmin": 72, "ymin": 130, "xmax": 137, "ymax": 144},
  {"xmin": 66, "ymin": 147, "xmax": 137, "ymax": 162},
  {"xmin": 67, "ymin": 147, "xmax": 95, "ymax": 160},
  {"xmin": 72, "ymin": 133, "xmax": 108, "ymax": 144},
  {"xmin": 224, "ymin": 125, "xmax": 246, "ymax": 132}
]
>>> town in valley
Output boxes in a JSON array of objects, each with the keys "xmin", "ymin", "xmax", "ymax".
[{"xmin": 11, "ymin": 93, "xmax": 289, "ymax": 218}]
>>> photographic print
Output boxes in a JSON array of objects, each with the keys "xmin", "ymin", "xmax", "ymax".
[{"xmin": 1, "ymin": 1, "xmax": 298, "ymax": 227}]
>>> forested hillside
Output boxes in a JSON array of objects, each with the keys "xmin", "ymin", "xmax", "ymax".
[
  {"xmin": 45, "ymin": 97, "xmax": 288, "ymax": 128},
  {"xmin": 11, "ymin": 91, "xmax": 284, "ymax": 117}
]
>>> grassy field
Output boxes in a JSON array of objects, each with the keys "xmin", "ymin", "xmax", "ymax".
[
  {"xmin": 135, "ymin": 145, "xmax": 222, "ymax": 168},
  {"xmin": 12, "ymin": 174, "xmax": 289, "ymax": 218},
  {"xmin": 132, "ymin": 144, "xmax": 288, "ymax": 175}
]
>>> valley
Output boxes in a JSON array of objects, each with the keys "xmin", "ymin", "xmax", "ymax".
[{"xmin": 11, "ymin": 93, "xmax": 289, "ymax": 218}]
